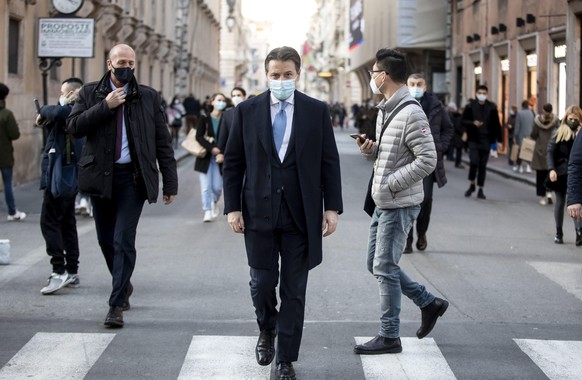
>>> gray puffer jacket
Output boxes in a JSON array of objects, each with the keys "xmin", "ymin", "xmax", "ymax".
[{"xmin": 365, "ymin": 86, "xmax": 437, "ymax": 209}]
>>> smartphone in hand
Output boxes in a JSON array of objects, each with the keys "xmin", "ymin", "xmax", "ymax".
[
  {"xmin": 350, "ymin": 133, "xmax": 366, "ymax": 143},
  {"xmin": 33, "ymin": 98, "xmax": 41, "ymax": 113}
]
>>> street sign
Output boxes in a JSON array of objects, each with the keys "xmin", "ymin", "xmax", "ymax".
[{"xmin": 37, "ymin": 18, "xmax": 94, "ymax": 58}]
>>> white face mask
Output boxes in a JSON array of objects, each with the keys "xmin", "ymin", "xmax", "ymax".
[
  {"xmin": 476, "ymin": 94, "xmax": 487, "ymax": 102},
  {"xmin": 232, "ymin": 96, "xmax": 244, "ymax": 106},
  {"xmin": 409, "ymin": 87, "xmax": 424, "ymax": 100},
  {"xmin": 369, "ymin": 73, "xmax": 384, "ymax": 95},
  {"xmin": 59, "ymin": 96, "xmax": 68, "ymax": 106}
]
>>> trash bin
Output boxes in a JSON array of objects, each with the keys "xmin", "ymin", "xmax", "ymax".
[{"xmin": 0, "ymin": 239, "xmax": 10, "ymax": 265}]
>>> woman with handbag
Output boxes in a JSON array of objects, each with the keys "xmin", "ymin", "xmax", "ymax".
[
  {"xmin": 194, "ymin": 93, "xmax": 227, "ymax": 222},
  {"xmin": 546, "ymin": 105, "xmax": 582, "ymax": 244}
]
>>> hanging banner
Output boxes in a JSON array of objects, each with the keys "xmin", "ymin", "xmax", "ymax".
[
  {"xmin": 349, "ymin": 0, "xmax": 364, "ymax": 52},
  {"xmin": 38, "ymin": 18, "xmax": 95, "ymax": 58}
]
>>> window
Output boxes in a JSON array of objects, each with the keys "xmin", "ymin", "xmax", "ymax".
[{"xmin": 8, "ymin": 18, "xmax": 20, "ymax": 74}]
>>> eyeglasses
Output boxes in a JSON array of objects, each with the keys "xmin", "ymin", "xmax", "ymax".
[{"xmin": 368, "ymin": 70, "xmax": 385, "ymax": 76}]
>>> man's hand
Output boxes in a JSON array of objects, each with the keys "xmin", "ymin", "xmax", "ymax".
[
  {"xmin": 358, "ymin": 137, "xmax": 375, "ymax": 155},
  {"xmin": 322, "ymin": 210, "xmax": 339, "ymax": 237},
  {"xmin": 228, "ymin": 211, "xmax": 245, "ymax": 233},
  {"xmin": 474, "ymin": 120, "xmax": 483, "ymax": 127},
  {"xmin": 549, "ymin": 170, "xmax": 557, "ymax": 182},
  {"xmin": 215, "ymin": 153, "xmax": 224, "ymax": 164},
  {"xmin": 163, "ymin": 195, "xmax": 175, "ymax": 205},
  {"xmin": 105, "ymin": 88, "xmax": 126, "ymax": 109},
  {"xmin": 568, "ymin": 204, "xmax": 582, "ymax": 220}
]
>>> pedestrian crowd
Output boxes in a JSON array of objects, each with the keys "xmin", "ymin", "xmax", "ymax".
[{"xmin": 2, "ymin": 41, "xmax": 582, "ymax": 380}]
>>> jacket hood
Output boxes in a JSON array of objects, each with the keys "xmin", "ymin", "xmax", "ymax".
[{"xmin": 534, "ymin": 114, "xmax": 558, "ymax": 130}]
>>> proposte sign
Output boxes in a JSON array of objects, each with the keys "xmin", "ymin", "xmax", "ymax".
[{"xmin": 38, "ymin": 18, "xmax": 94, "ymax": 58}]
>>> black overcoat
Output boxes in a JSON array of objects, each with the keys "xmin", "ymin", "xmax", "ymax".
[{"xmin": 223, "ymin": 91, "xmax": 343, "ymax": 270}]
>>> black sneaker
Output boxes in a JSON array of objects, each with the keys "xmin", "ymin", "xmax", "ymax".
[
  {"xmin": 554, "ymin": 234, "xmax": 564, "ymax": 244},
  {"xmin": 464, "ymin": 184, "xmax": 475, "ymax": 197},
  {"xmin": 477, "ymin": 188, "xmax": 486, "ymax": 199}
]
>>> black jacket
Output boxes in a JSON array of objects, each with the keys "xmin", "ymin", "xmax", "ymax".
[
  {"xmin": 568, "ymin": 131, "xmax": 582, "ymax": 205},
  {"xmin": 194, "ymin": 113, "xmax": 222, "ymax": 174},
  {"xmin": 39, "ymin": 104, "xmax": 83, "ymax": 191},
  {"xmin": 217, "ymin": 107, "xmax": 234, "ymax": 153},
  {"xmin": 67, "ymin": 72, "xmax": 177, "ymax": 203},
  {"xmin": 461, "ymin": 100, "xmax": 502, "ymax": 145},
  {"xmin": 547, "ymin": 130, "xmax": 574, "ymax": 177},
  {"xmin": 420, "ymin": 93, "xmax": 453, "ymax": 188}
]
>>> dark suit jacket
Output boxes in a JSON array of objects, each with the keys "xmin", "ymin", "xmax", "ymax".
[
  {"xmin": 223, "ymin": 90, "xmax": 343, "ymax": 270},
  {"xmin": 217, "ymin": 107, "xmax": 234, "ymax": 153}
]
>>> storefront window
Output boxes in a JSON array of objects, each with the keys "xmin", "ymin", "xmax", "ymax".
[
  {"xmin": 526, "ymin": 52, "xmax": 537, "ymax": 109},
  {"xmin": 554, "ymin": 44, "xmax": 567, "ymax": 119}
]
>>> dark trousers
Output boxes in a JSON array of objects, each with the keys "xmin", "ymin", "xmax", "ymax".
[
  {"xmin": 536, "ymin": 170, "xmax": 548, "ymax": 197},
  {"xmin": 91, "ymin": 165, "xmax": 145, "ymax": 307},
  {"xmin": 40, "ymin": 190, "xmax": 80, "ymax": 274},
  {"xmin": 468, "ymin": 147, "xmax": 490, "ymax": 187},
  {"xmin": 249, "ymin": 198, "xmax": 309, "ymax": 363},
  {"xmin": 408, "ymin": 173, "xmax": 434, "ymax": 243}
]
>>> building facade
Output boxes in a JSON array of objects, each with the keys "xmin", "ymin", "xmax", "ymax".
[{"xmin": 0, "ymin": 0, "xmax": 220, "ymax": 186}]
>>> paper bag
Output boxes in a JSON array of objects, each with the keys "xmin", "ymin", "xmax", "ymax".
[{"xmin": 518, "ymin": 137, "xmax": 535, "ymax": 162}]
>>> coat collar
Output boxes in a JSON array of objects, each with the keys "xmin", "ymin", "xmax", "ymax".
[{"xmin": 94, "ymin": 71, "xmax": 140, "ymax": 103}]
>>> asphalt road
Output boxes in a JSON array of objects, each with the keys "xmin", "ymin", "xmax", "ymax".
[{"xmin": 0, "ymin": 128, "xmax": 581, "ymax": 380}]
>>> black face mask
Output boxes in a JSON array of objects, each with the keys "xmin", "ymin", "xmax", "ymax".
[
  {"xmin": 112, "ymin": 66, "xmax": 134, "ymax": 85},
  {"xmin": 567, "ymin": 119, "xmax": 580, "ymax": 130}
]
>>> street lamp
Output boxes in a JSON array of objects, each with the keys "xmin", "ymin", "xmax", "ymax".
[{"xmin": 226, "ymin": 0, "xmax": 236, "ymax": 32}]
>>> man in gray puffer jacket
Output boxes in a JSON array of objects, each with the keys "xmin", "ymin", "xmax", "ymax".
[{"xmin": 353, "ymin": 48, "xmax": 449, "ymax": 355}]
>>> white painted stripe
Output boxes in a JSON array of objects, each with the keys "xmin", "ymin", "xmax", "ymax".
[
  {"xmin": 514, "ymin": 339, "xmax": 582, "ymax": 380},
  {"xmin": 0, "ymin": 223, "xmax": 94, "ymax": 288},
  {"xmin": 0, "ymin": 332, "xmax": 115, "ymax": 380},
  {"xmin": 528, "ymin": 261, "xmax": 582, "ymax": 301},
  {"xmin": 178, "ymin": 336, "xmax": 271, "ymax": 380},
  {"xmin": 355, "ymin": 337, "xmax": 456, "ymax": 380}
]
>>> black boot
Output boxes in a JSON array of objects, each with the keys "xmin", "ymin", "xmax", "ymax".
[
  {"xmin": 576, "ymin": 229, "xmax": 582, "ymax": 246},
  {"xmin": 555, "ymin": 228, "xmax": 563, "ymax": 244},
  {"xmin": 477, "ymin": 188, "xmax": 486, "ymax": 200},
  {"xmin": 464, "ymin": 184, "xmax": 475, "ymax": 197}
]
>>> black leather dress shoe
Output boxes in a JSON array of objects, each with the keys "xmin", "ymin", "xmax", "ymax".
[
  {"xmin": 121, "ymin": 282, "xmax": 133, "ymax": 311},
  {"xmin": 477, "ymin": 188, "xmax": 486, "ymax": 200},
  {"xmin": 416, "ymin": 297, "xmax": 448, "ymax": 339},
  {"xmin": 275, "ymin": 362, "xmax": 296, "ymax": 380},
  {"xmin": 255, "ymin": 330, "xmax": 276, "ymax": 366},
  {"xmin": 416, "ymin": 235, "xmax": 427, "ymax": 251},
  {"xmin": 464, "ymin": 184, "xmax": 475, "ymax": 197},
  {"xmin": 353, "ymin": 335, "xmax": 402, "ymax": 354},
  {"xmin": 104, "ymin": 306, "xmax": 124, "ymax": 328},
  {"xmin": 403, "ymin": 242, "xmax": 413, "ymax": 254}
]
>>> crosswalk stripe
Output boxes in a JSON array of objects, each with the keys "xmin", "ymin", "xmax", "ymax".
[
  {"xmin": 355, "ymin": 337, "xmax": 456, "ymax": 380},
  {"xmin": 177, "ymin": 335, "xmax": 271, "ymax": 380},
  {"xmin": 0, "ymin": 332, "xmax": 115, "ymax": 380},
  {"xmin": 528, "ymin": 261, "xmax": 582, "ymax": 302},
  {"xmin": 514, "ymin": 339, "xmax": 582, "ymax": 380}
]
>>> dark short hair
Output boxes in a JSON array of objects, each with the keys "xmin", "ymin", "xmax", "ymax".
[
  {"xmin": 542, "ymin": 103, "xmax": 553, "ymax": 113},
  {"xmin": 264, "ymin": 46, "xmax": 301, "ymax": 73},
  {"xmin": 477, "ymin": 85, "xmax": 488, "ymax": 92},
  {"xmin": 231, "ymin": 87, "xmax": 246, "ymax": 97},
  {"xmin": 0, "ymin": 83, "xmax": 9, "ymax": 100},
  {"xmin": 62, "ymin": 77, "xmax": 84, "ymax": 89},
  {"xmin": 375, "ymin": 49, "xmax": 408, "ymax": 83},
  {"xmin": 408, "ymin": 73, "xmax": 425, "ymax": 80},
  {"xmin": 521, "ymin": 100, "xmax": 531, "ymax": 108}
]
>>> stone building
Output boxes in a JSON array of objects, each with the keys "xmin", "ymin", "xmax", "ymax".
[{"xmin": 0, "ymin": 0, "xmax": 220, "ymax": 186}]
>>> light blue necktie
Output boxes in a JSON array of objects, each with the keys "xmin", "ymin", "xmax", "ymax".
[{"xmin": 273, "ymin": 101, "xmax": 288, "ymax": 152}]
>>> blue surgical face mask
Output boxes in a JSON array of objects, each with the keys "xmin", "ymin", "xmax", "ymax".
[
  {"xmin": 269, "ymin": 79, "xmax": 296, "ymax": 100},
  {"xmin": 213, "ymin": 100, "xmax": 226, "ymax": 111},
  {"xmin": 409, "ymin": 87, "xmax": 424, "ymax": 100}
]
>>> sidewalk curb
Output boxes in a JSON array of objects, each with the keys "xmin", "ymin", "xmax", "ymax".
[{"xmin": 462, "ymin": 158, "xmax": 536, "ymax": 187}]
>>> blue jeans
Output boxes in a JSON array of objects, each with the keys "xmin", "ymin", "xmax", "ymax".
[
  {"xmin": 367, "ymin": 206, "xmax": 435, "ymax": 338},
  {"xmin": 199, "ymin": 157, "xmax": 222, "ymax": 211},
  {"xmin": 1, "ymin": 167, "xmax": 16, "ymax": 215}
]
